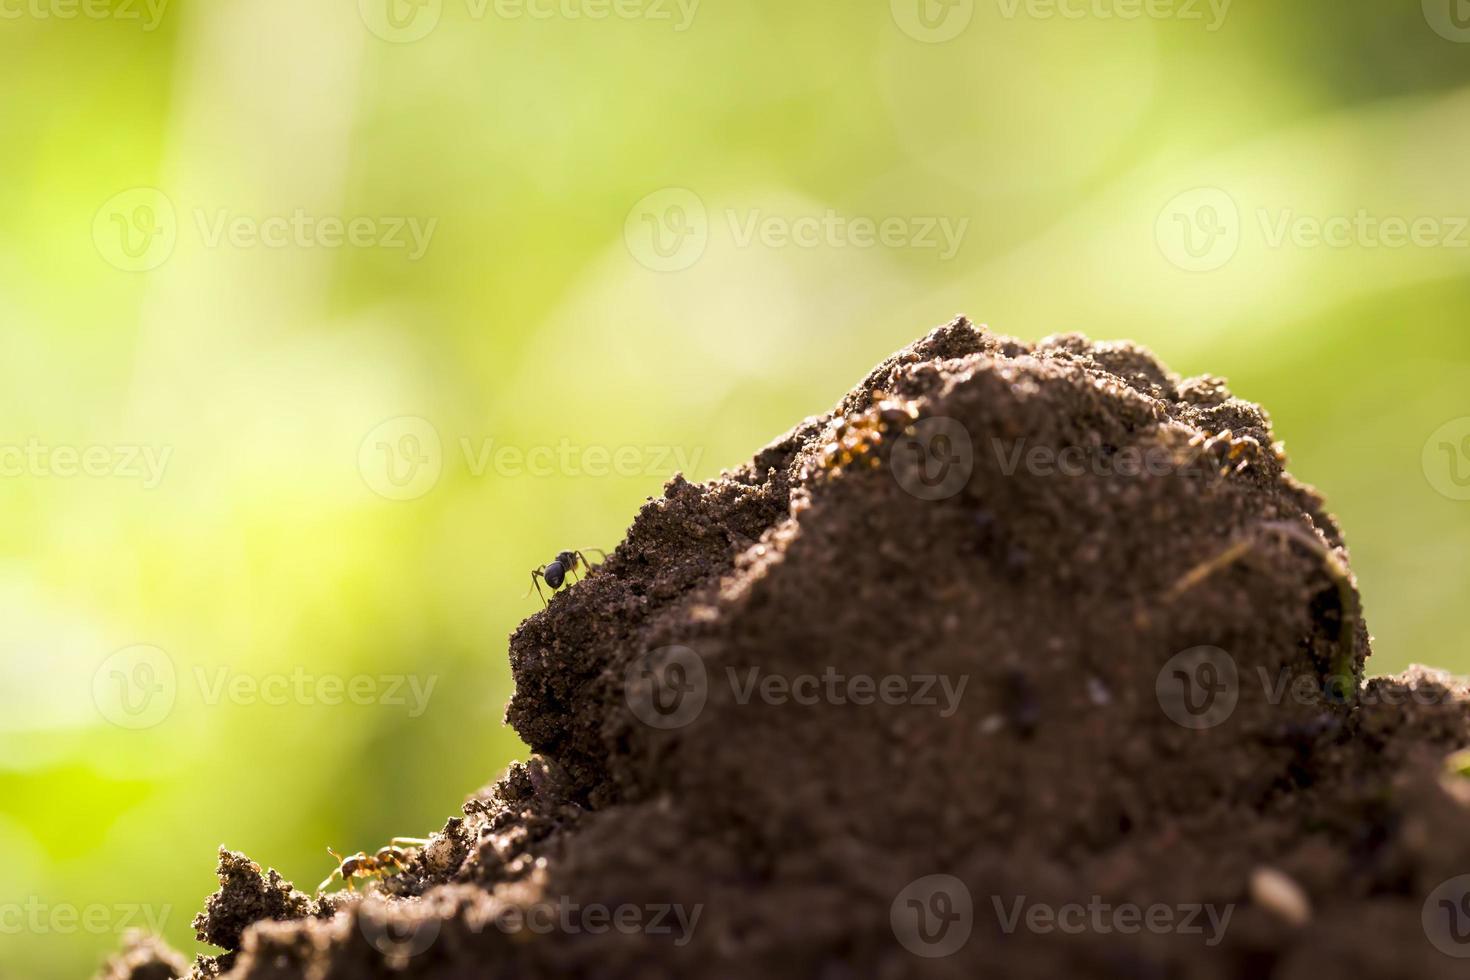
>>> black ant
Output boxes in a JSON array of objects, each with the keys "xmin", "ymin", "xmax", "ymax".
[
  {"xmin": 318, "ymin": 837, "xmax": 429, "ymax": 893},
  {"xmin": 526, "ymin": 549, "xmax": 605, "ymax": 606}
]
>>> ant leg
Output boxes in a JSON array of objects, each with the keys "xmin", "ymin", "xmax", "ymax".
[
  {"xmin": 524, "ymin": 568, "xmax": 548, "ymax": 606},
  {"xmin": 572, "ymin": 549, "xmax": 605, "ymax": 577},
  {"xmin": 318, "ymin": 847, "xmax": 345, "ymax": 893}
]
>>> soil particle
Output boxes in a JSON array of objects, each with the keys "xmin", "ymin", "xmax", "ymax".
[{"xmin": 103, "ymin": 319, "xmax": 1470, "ymax": 979}]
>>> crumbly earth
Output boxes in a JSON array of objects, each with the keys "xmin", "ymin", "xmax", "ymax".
[{"xmin": 102, "ymin": 319, "xmax": 1470, "ymax": 979}]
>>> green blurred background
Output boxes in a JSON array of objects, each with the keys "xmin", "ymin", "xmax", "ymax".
[{"xmin": 2, "ymin": 0, "xmax": 1469, "ymax": 975}]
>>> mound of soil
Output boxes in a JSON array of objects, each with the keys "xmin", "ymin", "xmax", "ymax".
[{"xmin": 102, "ymin": 319, "xmax": 1470, "ymax": 979}]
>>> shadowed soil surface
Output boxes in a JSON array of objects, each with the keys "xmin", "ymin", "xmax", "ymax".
[{"xmin": 102, "ymin": 319, "xmax": 1470, "ymax": 979}]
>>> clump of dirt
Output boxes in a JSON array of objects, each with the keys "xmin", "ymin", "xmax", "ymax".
[
  {"xmin": 98, "ymin": 933, "xmax": 190, "ymax": 980},
  {"xmin": 193, "ymin": 848, "xmax": 328, "ymax": 954},
  {"xmin": 104, "ymin": 319, "xmax": 1470, "ymax": 979}
]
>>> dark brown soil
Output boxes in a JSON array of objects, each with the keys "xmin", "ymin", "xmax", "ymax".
[{"xmin": 101, "ymin": 319, "xmax": 1470, "ymax": 979}]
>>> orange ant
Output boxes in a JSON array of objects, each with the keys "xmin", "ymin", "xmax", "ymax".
[{"xmin": 318, "ymin": 837, "xmax": 430, "ymax": 893}]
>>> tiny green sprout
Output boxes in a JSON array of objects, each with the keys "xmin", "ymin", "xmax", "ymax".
[{"xmin": 1166, "ymin": 520, "xmax": 1360, "ymax": 706}]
